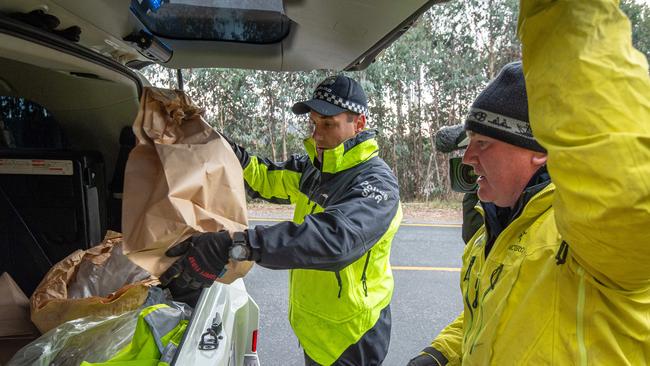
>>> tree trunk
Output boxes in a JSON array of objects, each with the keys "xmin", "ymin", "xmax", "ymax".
[
  {"xmin": 167, "ymin": 68, "xmax": 175, "ymax": 90},
  {"xmin": 266, "ymin": 76, "xmax": 277, "ymax": 161},
  {"xmin": 281, "ymin": 107, "xmax": 288, "ymax": 161}
]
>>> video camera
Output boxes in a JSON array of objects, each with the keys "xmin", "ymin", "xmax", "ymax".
[
  {"xmin": 435, "ymin": 124, "xmax": 478, "ymax": 193},
  {"xmin": 449, "ymin": 157, "xmax": 478, "ymax": 193}
]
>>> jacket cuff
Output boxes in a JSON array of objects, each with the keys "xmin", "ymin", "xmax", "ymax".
[
  {"xmin": 421, "ymin": 347, "xmax": 448, "ymax": 366},
  {"xmin": 246, "ymin": 228, "xmax": 262, "ymax": 262}
]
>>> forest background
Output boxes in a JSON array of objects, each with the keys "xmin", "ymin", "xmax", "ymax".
[{"xmin": 143, "ymin": 0, "xmax": 650, "ymax": 203}]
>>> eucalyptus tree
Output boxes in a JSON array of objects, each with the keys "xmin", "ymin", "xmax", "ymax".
[{"xmin": 621, "ymin": 0, "xmax": 650, "ymax": 61}]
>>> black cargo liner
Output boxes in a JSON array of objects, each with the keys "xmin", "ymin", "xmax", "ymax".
[{"xmin": 0, "ymin": 149, "xmax": 107, "ymax": 295}]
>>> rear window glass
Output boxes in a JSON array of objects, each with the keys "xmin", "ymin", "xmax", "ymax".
[
  {"xmin": 130, "ymin": 0, "xmax": 291, "ymax": 44},
  {"xmin": 0, "ymin": 96, "xmax": 67, "ymax": 149}
]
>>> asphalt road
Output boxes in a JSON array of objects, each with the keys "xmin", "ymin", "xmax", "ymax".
[{"xmin": 243, "ymin": 221, "xmax": 465, "ymax": 366}]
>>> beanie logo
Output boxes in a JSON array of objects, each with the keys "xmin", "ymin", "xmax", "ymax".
[
  {"xmin": 471, "ymin": 110, "xmax": 512, "ymax": 130},
  {"xmin": 517, "ymin": 123, "xmax": 533, "ymax": 137},
  {"xmin": 467, "ymin": 107, "xmax": 534, "ymax": 139}
]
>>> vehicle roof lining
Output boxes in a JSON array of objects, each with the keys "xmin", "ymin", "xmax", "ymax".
[{"xmin": 0, "ymin": 33, "xmax": 137, "ymax": 86}]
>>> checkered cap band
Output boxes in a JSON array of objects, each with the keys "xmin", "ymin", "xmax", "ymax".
[{"xmin": 313, "ymin": 90, "xmax": 368, "ymax": 115}]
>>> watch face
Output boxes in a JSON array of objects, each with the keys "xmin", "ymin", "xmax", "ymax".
[{"xmin": 230, "ymin": 245, "xmax": 248, "ymax": 261}]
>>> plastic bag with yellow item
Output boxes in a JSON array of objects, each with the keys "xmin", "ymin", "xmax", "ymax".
[{"xmin": 9, "ymin": 287, "xmax": 191, "ymax": 366}]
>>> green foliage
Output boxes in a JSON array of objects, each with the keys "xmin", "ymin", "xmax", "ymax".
[
  {"xmin": 360, "ymin": 0, "xmax": 520, "ymax": 200},
  {"xmin": 621, "ymin": 0, "xmax": 650, "ymax": 61},
  {"xmin": 140, "ymin": 0, "xmax": 649, "ymax": 201}
]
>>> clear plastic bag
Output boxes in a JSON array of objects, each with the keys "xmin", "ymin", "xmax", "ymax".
[
  {"xmin": 9, "ymin": 288, "xmax": 192, "ymax": 366},
  {"xmin": 67, "ymin": 243, "xmax": 151, "ymax": 299},
  {"xmin": 7, "ymin": 309, "xmax": 139, "ymax": 366}
]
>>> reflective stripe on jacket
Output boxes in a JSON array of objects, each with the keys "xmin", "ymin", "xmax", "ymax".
[
  {"xmin": 82, "ymin": 304, "xmax": 188, "ymax": 366},
  {"xmin": 232, "ymin": 130, "xmax": 402, "ymax": 365},
  {"xmin": 431, "ymin": 1, "xmax": 650, "ymax": 364}
]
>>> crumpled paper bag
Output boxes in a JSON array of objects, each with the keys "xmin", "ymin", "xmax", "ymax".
[
  {"xmin": 30, "ymin": 232, "xmax": 158, "ymax": 333},
  {"xmin": 0, "ymin": 272, "xmax": 39, "ymax": 337},
  {"xmin": 122, "ymin": 87, "xmax": 252, "ymax": 283}
]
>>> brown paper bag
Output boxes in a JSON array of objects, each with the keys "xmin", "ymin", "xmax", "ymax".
[
  {"xmin": 0, "ymin": 272, "xmax": 39, "ymax": 337},
  {"xmin": 30, "ymin": 232, "xmax": 158, "ymax": 333},
  {"xmin": 122, "ymin": 87, "xmax": 252, "ymax": 282}
]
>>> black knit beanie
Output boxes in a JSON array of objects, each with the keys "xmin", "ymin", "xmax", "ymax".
[{"xmin": 464, "ymin": 61, "xmax": 546, "ymax": 153}]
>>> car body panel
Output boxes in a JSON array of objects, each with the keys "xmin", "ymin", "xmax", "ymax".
[{"xmin": 172, "ymin": 279, "xmax": 260, "ymax": 366}]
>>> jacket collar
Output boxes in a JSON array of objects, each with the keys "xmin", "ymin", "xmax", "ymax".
[{"xmin": 304, "ymin": 129, "xmax": 379, "ymax": 174}]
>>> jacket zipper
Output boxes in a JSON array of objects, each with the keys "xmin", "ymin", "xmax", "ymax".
[
  {"xmin": 469, "ymin": 264, "xmax": 504, "ymax": 354},
  {"xmin": 472, "ymin": 277, "xmax": 480, "ymax": 309},
  {"xmin": 360, "ymin": 250, "xmax": 372, "ymax": 297},
  {"xmin": 464, "ymin": 256, "xmax": 476, "ymax": 281},
  {"xmin": 334, "ymin": 250, "xmax": 372, "ymax": 300},
  {"xmin": 463, "ymin": 256, "xmax": 477, "ymax": 345},
  {"xmin": 335, "ymin": 271, "xmax": 343, "ymax": 298}
]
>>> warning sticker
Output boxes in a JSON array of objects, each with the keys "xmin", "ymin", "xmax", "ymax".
[{"xmin": 0, "ymin": 159, "xmax": 73, "ymax": 176}]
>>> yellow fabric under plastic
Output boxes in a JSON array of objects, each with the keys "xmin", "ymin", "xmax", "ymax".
[
  {"xmin": 81, "ymin": 304, "xmax": 188, "ymax": 366},
  {"xmin": 431, "ymin": 0, "xmax": 650, "ymax": 364}
]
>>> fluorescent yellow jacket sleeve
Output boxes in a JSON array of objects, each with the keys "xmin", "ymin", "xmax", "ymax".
[
  {"xmin": 430, "ymin": 312, "xmax": 464, "ymax": 366},
  {"xmin": 519, "ymin": 0, "xmax": 650, "ymax": 290},
  {"xmin": 243, "ymin": 155, "xmax": 304, "ymax": 205}
]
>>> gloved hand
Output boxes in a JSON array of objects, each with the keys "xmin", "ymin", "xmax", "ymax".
[
  {"xmin": 159, "ymin": 231, "xmax": 233, "ymax": 290},
  {"xmin": 406, "ymin": 347, "xmax": 448, "ymax": 366}
]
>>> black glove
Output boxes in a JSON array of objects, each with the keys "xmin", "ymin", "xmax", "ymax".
[
  {"xmin": 406, "ymin": 347, "xmax": 448, "ymax": 366},
  {"xmin": 159, "ymin": 231, "xmax": 233, "ymax": 290}
]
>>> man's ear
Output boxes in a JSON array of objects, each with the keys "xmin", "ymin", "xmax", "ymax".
[
  {"xmin": 356, "ymin": 114, "xmax": 367, "ymax": 132},
  {"xmin": 531, "ymin": 152, "xmax": 548, "ymax": 167}
]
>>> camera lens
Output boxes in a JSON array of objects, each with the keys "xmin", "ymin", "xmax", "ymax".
[
  {"xmin": 449, "ymin": 157, "xmax": 478, "ymax": 193},
  {"xmin": 460, "ymin": 164, "xmax": 477, "ymax": 185}
]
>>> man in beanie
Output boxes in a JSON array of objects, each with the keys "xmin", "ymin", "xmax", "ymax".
[
  {"xmin": 161, "ymin": 75, "xmax": 401, "ymax": 365},
  {"xmin": 408, "ymin": 0, "xmax": 650, "ymax": 364},
  {"xmin": 407, "ymin": 61, "xmax": 549, "ymax": 366}
]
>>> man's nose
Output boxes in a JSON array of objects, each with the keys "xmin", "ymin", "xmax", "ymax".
[{"xmin": 462, "ymin": 145, "xmax": 476, "ymax": 166}]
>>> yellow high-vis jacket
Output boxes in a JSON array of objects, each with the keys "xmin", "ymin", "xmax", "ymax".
[
  {"xmin": 229, "ymin": 130, "xmax": 402, "ymax": 365},
  {"xmin": 431, "ymin": 0, "xmax": 650, "ymax": 364}
]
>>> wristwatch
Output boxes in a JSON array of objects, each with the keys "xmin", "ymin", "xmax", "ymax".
[{"xmin": 228, "ymin": 231, "xmax": 251, "ymax": 261}]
